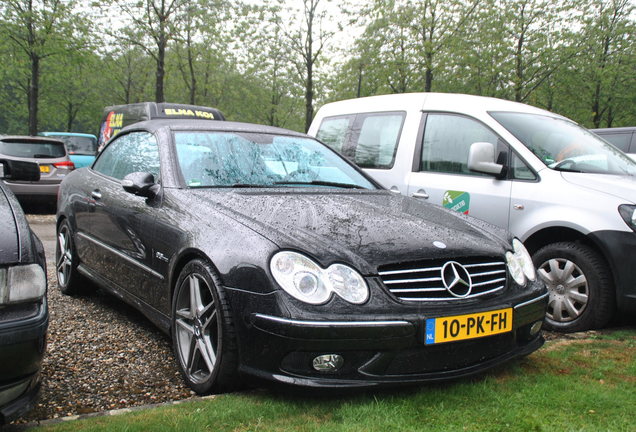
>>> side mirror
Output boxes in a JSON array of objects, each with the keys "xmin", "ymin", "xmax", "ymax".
[
  {"xmin": 0, "ymin": 159, "xmax": 41, "ymax": 181},
  {"xmin": 121, "ymin": 172, "xmax": 160, "ymax": 198},
  {"xmin": 468, "ymin": 142, "xmax": 505, "ymax": 177}
]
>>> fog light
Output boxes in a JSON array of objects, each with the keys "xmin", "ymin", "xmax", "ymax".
[
  {"xmin": 312, "ymin": 354, "xmax": 344, "ymax": 372},
  {"xmin": 530, "ymin": 320, "xmax": 543, "ymax": 335}
]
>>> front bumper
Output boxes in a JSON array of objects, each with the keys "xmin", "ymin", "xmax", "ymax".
[
  {"xmin": 228, "ymin": 288, "xmax": 548, "ymax": 388},
  {"xmin": 0, "ymin": 298, "xmax": 48, "ymax": 424}
]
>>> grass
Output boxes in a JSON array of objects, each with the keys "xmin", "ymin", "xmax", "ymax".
[{"xmin": 35, "ymin": 330, "xmax": 635, "ymax": 432}]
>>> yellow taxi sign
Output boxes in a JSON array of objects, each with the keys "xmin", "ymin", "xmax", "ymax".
[{"xmin": 425, "ymin": 308, "xmax": 513, "ymax": 345}]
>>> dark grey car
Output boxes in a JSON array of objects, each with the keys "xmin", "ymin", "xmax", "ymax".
[{"xmin": 0, "ymin": 136, "xmax": 75, "ymax": 205}]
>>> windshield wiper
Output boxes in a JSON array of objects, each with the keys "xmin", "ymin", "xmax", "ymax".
[
  {"xmin": 552, "ymin": 166, "xmax": 582, "ymax": 173},
  {"xmin": 32, "ymin": 154, "xmax": 56, "ymax": 158},
  {"xmin": 229, "ymin": 183, "xmax": 269, "ymax": 188},
  {"xmin": 274, "ymin": 180, "xmax": 366, "ymax": 189}
]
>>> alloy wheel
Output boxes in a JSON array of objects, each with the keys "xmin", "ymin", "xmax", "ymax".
[
  {"xmin": 174, "ymin": 273, "xmax": 219, "ymax": 384},
  {"xmin": 57, "ymin": 225, "xmax": 73, "ymax": 287}
]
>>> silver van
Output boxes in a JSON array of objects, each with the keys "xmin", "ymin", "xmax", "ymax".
[{"xmin": 309, "ymin": 92, "xmax": 636, "ymax": 332}]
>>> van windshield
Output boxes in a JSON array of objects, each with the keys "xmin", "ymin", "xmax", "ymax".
[{"xmin": 491, "ymin": 112, "xmax": 636, "ymax": 176}]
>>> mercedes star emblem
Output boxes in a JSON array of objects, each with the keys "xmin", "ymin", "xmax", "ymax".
[{"xmin": 441, "ymin": 261, "xmax": 472, "ymax": 298}]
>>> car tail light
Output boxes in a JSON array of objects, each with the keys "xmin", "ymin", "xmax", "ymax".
[{"xmin": 53, "ymin": 161, "xmax": 75, "ymax": 170}]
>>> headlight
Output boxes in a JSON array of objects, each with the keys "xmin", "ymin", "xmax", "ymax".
[
  {"xmin": 506, "ymin": 239, "xmax": 536, "ymax": 287},
  {"xmin": 506, "ymin": 251, "xmax": 526, "ymax": 286},
  {"xmin": 0, "ymin": 264, "xmax": 46, "ymax": 304},
  {"xmin": 270, "ymin": 251, "xmax": 369, "ymax": 305},
  {"xmin": 513, "ymin": 238, "xmax": 536, "ymax": 281},
  {"xmin": 619, "ymin": 205, "xmax": 636, "ymax": 231}
]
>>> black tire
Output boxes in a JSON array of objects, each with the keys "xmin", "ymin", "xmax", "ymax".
[
  {"xmin": 171, "ymin": 259, "xmax": 239, "ymax": 394},
  {"xmin": 55, "ymin": 219, "xmax": 89, "ymax": 295},
  {"xmin": 533, "ymin": 241, "xmax": 615, "ymax": 332}
]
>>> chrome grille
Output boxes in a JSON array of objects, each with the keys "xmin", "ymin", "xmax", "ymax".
[{"xmin": 378, "ymin": 257, "xmax": 507, "ymax": 301}]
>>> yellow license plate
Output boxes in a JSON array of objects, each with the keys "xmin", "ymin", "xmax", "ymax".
[
  {"xmin": 425, "ymin": 308, "xmax": 513, "ymax": 345},
  {"xmin": 39, "ymin": 165, "xmax": 50, "ymax": 173}
]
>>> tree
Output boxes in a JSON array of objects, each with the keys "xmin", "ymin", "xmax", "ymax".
[
  {"xmin": 286, "ymin": 0, "xmax": 335, "ymax": 132},
  {"xmin": 0, "ymin": 0, "xmax": 89, "ymax": 134},
  {"xmin": 583, "ymin": 0, "xmax": 635, "ymax": 127},
  {"xmin": 105, "ymin": 0, "xmax": 193, "ymax": 103}
]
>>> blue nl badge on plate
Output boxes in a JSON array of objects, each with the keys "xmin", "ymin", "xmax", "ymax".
[{"xmin": 425, "ymin": 318, "xmax": 436, "ymax": 345}]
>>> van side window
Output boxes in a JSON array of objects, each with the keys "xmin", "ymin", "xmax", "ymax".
[
  {"xmin": 316, "ymin": 112, "xmax": 405, "ymax": 170},
  {"xmin": 511, "ymin": 153, "xmax": 536, "ymax": 180},
  {"xmin": 420, "ymin": 114, "xmax": 500, "ymax": 176},
  {"xmin": 316, "ymin": 116, "xmax": 353, "ymax": 153},
  {"xmin": 353, "ymin": 113, "xmax": 404, "ymax": 169}
]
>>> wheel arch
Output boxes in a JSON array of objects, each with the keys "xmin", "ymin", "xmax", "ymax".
[
  {"xmin": 169, "ymin": 248, "xmax": 221, "ymax": 303},
  {"xmin": 523, "ymin": 225, "xmax": 618, "ymax": 302}
]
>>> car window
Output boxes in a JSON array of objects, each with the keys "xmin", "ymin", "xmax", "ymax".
[
  {"xmin": 492, "ymin": 112, "xmax": 636, "ymax": 175},
  {"xmin": 352, "ymin": 113, "xmax": 404, "ymax": 169},
  {"xmin": 316, "ymin": 116, "xmax": 352, "ymax": 153},
  {"xmin": 93, "ymin": 132, "xmax": 160, "ymax": 181},
  {"xmin": 175, "ymin": 131, "xmax": 375, "ymax": 189},
  {"xmin": 511, "ymin": 153, "xmax": 536, "ymax": 180},
  {"xmin": 0, "ymin": 141, "xmax": 66, "ymax": 158},
  {"xmin": 595, "ymin": 133, "xmax": 631, "ymax": 152},
  {"xmin": 57, "ymin": 136, "xmax": 97, "ymax": 155},
  {"xmin": 419, "ymin": 114, "xmax": 501, "ymax": 176}
]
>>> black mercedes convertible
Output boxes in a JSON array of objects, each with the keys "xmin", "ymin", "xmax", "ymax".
[{"xmin": 56, "ymin": 118, "xmax": 547, "ymax": 393}]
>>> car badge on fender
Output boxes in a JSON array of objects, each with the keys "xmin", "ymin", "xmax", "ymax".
[{"xmin": 441, "ymin": 261, "xmax": 472, "ymax": 298}]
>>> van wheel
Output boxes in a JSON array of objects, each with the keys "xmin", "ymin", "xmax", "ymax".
[{"xmin": 533, "ymin": 242, "xmax": 614, "ymax": 332}]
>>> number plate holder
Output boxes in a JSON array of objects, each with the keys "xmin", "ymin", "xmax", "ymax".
[{"xmin": 425, "ymin": 308, "xmax": 513, "ymax": 345}]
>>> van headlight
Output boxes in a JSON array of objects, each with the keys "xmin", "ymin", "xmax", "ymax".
[
  {"xmin": 619, "ymin": 205, "xmax": 636, "ymax": 231},
  {"xmin": 0, "ymin": 264, "xmax": 46, "ymax": 304},
  {"xmin": 506, "ymin": 239, "xmax": 536, "ymax": 286},
  {"xmin": 270, "ymin": 251, "xmax": 369, "ymax": 305}
]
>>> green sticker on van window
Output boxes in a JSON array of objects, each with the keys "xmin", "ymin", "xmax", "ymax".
[{"xmin": 443, "ymin": 190, "xmax": 470, "ymax": 215}]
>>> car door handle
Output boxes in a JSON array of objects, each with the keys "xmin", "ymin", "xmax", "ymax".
[
  {"xmin": 91, "ymin": 190, "xmax": 102, "ymax": 200},
  {"xmin": 412, "ymin": 190, "xmax": 429, "ymax": 199}
]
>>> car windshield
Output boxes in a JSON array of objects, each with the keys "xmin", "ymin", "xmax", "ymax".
[
  {"xmin": 0, "ymin": 140, "xmax": 66, "ymax": 159},
  {"xmin": 174, "ymin": 131, "xmax": 376, "ymax": 189},
  {"xmin": 491, "ymin": 112, "xmax": 636, "ymax": 176},
  {"xmin": 56, "ymin": 136, "xmax": 97, "ymax": 155}
]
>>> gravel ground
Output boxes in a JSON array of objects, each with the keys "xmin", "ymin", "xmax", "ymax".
[{"xmin": 14, "ymin": 266, "xmax": 194, "ymax": 424}]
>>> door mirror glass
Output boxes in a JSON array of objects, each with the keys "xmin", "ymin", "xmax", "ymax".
[
  {"xmin": 468, "ymin": 142, "xmax": 504, "ymax": 176},
  {"xmin": 121, "ymin": 172, "xmax": 159, "ymax": 198}
]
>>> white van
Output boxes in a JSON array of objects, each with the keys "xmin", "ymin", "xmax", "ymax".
[{"xmin": 309, "ymin": 92, "xmax": 636, "ymax": 332}]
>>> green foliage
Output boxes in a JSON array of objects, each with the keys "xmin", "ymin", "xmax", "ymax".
[{"xmin": 0, "ymin": 0, "xmax": 634, "ymax": 135}]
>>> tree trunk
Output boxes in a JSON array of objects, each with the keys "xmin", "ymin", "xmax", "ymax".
[
  {"xmin": 28, "ymin": 54, "xmax": 39, "ymax": 135},
  {"xmin": 305, "ymin": 64, "xmax": 313, "ymax": 133},
  {"xmin": 156, "ymin": 38, "xmax": 166, "ymax": 103}
]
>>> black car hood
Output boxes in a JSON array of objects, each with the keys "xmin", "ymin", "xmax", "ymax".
[
  {"xmin": 0, "ymin": 185, "xmax": 20, "ymax": 264},
  {"xmin": 186, "ymin": 189, "xmax": 511, "ymax": 274}
]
